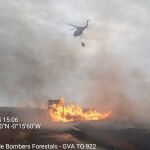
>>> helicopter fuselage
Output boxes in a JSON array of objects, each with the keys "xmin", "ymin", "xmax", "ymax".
[{"xmin": 74, "ymin": 27, "xmax": 87, "ymax": 37}]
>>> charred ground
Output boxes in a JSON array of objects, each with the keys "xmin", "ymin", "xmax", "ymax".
[{"xmin": 0, "ymin": 107, "xmax": 150, "ymax": 150}]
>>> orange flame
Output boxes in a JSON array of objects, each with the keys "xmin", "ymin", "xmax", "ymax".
[{"xmin": 49, "ymin": 98, "xmax": 111, "ymax": 122}]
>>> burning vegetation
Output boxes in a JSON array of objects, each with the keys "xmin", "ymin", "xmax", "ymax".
[{"xmin": 48, "ymin": 98, "xmax": 112, "ymax": 122}]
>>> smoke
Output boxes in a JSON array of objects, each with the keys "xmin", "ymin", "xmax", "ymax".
[
  {"xmin": 81, "ymin": 50, "xmax": 149, "ymax": 123},
  {"xmin": 0, "ymin": 0, "xmax": 150, "ymax": 124}
]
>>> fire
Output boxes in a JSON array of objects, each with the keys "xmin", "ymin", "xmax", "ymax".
[{"xmin": 48, "ymin": 98, "xmax": 112, "ymax": 122}]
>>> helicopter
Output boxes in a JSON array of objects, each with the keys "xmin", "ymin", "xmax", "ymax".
[{"xmin": 67, "ymin": 20, "xmax": 90, "ymax": 37}]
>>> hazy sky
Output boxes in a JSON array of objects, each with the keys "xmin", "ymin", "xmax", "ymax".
[{"xmin": 0, "ymin": 0, "xmax": 150, "ymax": 109}]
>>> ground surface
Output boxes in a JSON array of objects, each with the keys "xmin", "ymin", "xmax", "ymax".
[{"xmin": 0, "ymin": 107, "xmax": 150, "ymax": 150}]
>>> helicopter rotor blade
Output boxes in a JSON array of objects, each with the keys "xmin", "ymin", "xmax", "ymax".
[
  {"xmin": 67, "ymin": 23, "xmax": 79, "ymax": 28},
  {"xmin": 65, "ymin": 28, "xmax": 76, "ymax": 32}
]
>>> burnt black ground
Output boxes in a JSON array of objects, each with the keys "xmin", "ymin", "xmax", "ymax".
[
  {"xmin": 67, "ymin": 121, "xmax": 150, "ymax": 150},
  {"xmin": 0, "ymin": 107, "xmax": 150, "ymax": 150}
]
